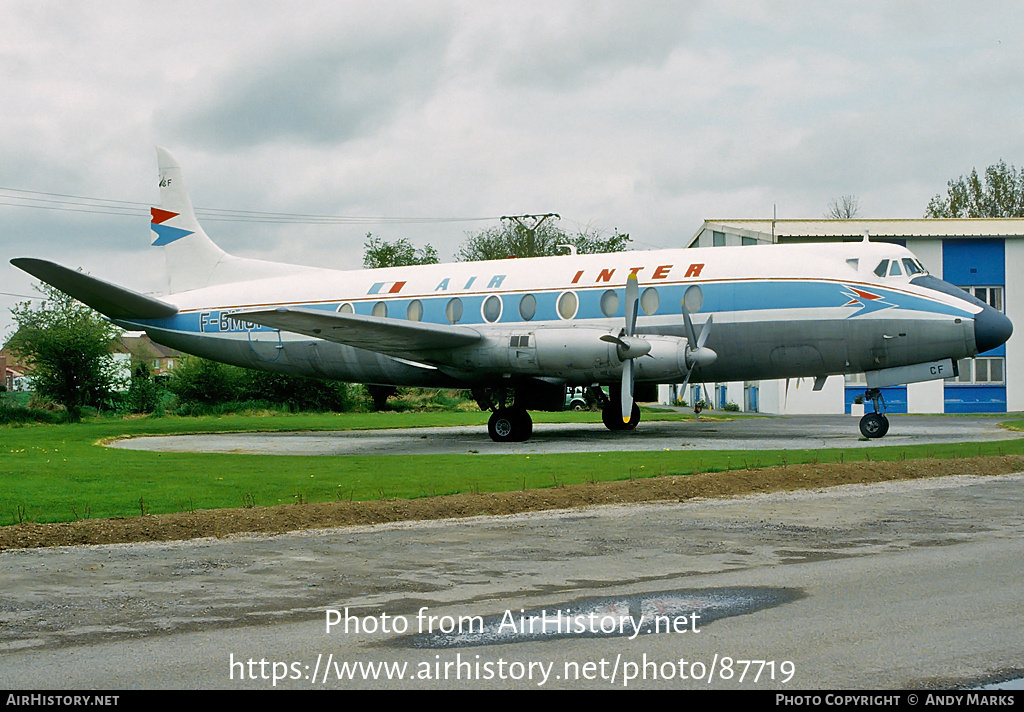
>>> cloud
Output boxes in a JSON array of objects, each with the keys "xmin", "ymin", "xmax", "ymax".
[{"xmin": 167, "ymin": 13, "xmax": 454, "ymax": 148}]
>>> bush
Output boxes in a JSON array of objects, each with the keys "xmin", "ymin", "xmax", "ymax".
[
  {"xmin": 168, "ymin": 356, "xmax": 360, "ymax": 413},
  {"xmin": 0, "ymin": 394, "xmax": 66, "ymax": 424},
  {"xmin": 122, "ymin": 362, "xmax": 166, "ymax": 414}
]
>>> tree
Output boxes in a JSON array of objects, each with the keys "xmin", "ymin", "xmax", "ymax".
[
  {"xmin": 825, "ymin": 195, "xmax": 861, "ymax": 219},
  {"xmin": 7, "ymin": 283, "xmax": 122, "ymax": 421},
  {"xmin": 456, "ymin": 217, "xmax": 631, "ymax": 262},
  {"xmin": 363, "ymin": 233, "xmax": 439, "ymax": 268},
  {"xmin": 925, "ymin": 160, "xmax": 1024, "ymax": 218},
  {"xmin": 125, "ymin": 361, "xmax": 163, "ymax": 414}
]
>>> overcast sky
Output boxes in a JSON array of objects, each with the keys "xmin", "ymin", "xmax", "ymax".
[{"xmin": 3, "ymin": 1, "xmax": 1023, "ymax": 337}]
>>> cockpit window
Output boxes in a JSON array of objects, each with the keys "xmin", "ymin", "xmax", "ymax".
[
  {"xmin": 902, "ymin": 258, "xmax": 924, "ymax": 275},
  {"xmin": 874, "ymin": 260, "xmax": 889, "ymax": 278},
  {"xmin": 889, "ymin": 261, "xmax": 902, "ymax": 276}
]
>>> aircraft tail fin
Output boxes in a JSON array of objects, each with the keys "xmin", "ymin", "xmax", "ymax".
[
  {"xmin": 151, "ymin": 147, "xmax": 313, "ymax": 293},
  {"xmin": 152, "ymin": 147, "xmax": 229, "ymax": 293}
]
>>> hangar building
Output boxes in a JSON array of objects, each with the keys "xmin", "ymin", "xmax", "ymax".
[{"xmin": 661, "ymin": 218, "xmax": 1023, "ymax": 415}]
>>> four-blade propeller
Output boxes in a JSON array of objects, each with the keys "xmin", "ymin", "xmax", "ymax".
[
  {"xmin": 600, "ymin": 278, "xmax": 718, "ymax": 421},
  {"xmin": 599, "ymin": 274, "xmax": 648, "ymax": 423}
]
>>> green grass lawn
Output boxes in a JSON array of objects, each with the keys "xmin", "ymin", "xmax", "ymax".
[{"xmin": 3, "ymin": 411, "xmax": 1023, "ymax": 525}]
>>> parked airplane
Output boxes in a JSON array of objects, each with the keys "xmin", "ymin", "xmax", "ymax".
[{"xmin": 11, "ymin": 148, "xmax": 1013, "ymax": 442}]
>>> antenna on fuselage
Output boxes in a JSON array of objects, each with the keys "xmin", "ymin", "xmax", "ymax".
[{"xmin": 862, "ymin": 230, "xmax": 871, "ymax": 243}]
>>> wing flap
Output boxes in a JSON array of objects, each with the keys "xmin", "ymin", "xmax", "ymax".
[
  {"xmin": 11, "ymin": 258, "xmax": 179, "ymax": 320},
  {"xmin": 239, "ymin": 306, "xmax": 482, "ymax": 357}
]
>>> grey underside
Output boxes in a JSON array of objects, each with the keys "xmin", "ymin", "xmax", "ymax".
[{"xmin": 143, "ymin": 316, "xmax": 973, "ymax": 389}]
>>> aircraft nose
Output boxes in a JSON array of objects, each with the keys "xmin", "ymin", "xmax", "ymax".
[{"xmin": 975, "ymin": 303, "xmax": 1013, "ymax": 354}]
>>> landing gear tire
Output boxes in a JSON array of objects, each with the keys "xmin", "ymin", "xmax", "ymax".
[
  {"xmin": 602, "ymin": 402, "xmax": 641, "ymax": 431},
  {"xmin": 488, "ymin": 408, "xmax": 532, "ymax": 443},
  {"xmin": 859, "ymin": 412, "xmax": 889, "ymax": 439}
]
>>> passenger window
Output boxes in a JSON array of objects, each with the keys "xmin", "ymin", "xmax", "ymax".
[
  {"xmin": 557, "ymin": 291, "xmax": 578, "ymax": 320},
  {"xmin": 372, "ymin": 301, "xmax": 388, "ymax": 317},
  {"xmin": 600, "ymin": 289, "xmax": 619, "ymax": 318},
  {"xmin": 874, "ymin": 260, "xmax": 889, "ymax": 278},
  {"xmin": 445, "ymin": 298, "xmax": 464, "ymax": 324},
  {"xmin": 482, "ymin": 295, "xmax": 502, "ymax": 323},
  {"xmin": 640, "ymin": 287, "xmax": 659, "ymax": 316},
  {"xmin": 518, "ymin": 294, "xmax": 537, "ymax": 321},
  {"xmin": 406, "ymin": 300, "xmax": 423, "ymax": 321}
]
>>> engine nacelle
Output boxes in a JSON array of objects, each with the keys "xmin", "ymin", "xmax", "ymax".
[
  {"xmin": 449, "ymin": 328, "xmax": 693, "ymax": 383},
  {"xmin": 631, "ymin": 335, "xmax": 692, "ymax": 382},
  {"xmin": 533, "ymin": 328, "xmax": 619, "ymax": 373}
]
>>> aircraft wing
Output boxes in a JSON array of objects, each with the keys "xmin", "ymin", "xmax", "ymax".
[
  {"xmin": 239, "ymin": 306, "xmax": 483, "ymax": 358},
  {"xmin": 10, "ymin": 258, "xmax": 179, "ymax": 320}
]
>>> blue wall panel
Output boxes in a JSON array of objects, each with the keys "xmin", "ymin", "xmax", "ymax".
[
  {"xmin": 942, "ymin": 239, "xmax": 1005, "ymax": 286},
  {"xmin": 944, "ymin": 385, "xmax": 1007, "ymax": 413},
  {"xmin": 845, "ymin": 386, "xmax": 907, "ymax": 414}
]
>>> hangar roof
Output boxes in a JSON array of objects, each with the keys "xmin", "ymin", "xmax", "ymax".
[{"xmin": 691, "ymin": 218, "xmax": 1024, "ymax": 246}]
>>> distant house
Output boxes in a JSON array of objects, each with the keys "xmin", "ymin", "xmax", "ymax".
[
  {"xmin": 0, "ymin": 333, "xmax": 183, "ymax": 392},
  {"xmin": 117, "ymin": 334, "xmax": 184, "ymax": 378},
  {"xmin": 0, "ymin": 349, "xmax": 29, "ymax": 392}
]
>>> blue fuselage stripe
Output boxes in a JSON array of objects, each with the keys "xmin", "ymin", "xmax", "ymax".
[{"xmin": 125, "ymin": 279, "xmax": 975, "ymax": 333}]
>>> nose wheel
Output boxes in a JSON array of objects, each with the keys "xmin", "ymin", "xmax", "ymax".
[
  {"xmin": 859, "ymin": 411, "xmax": 889, "ymax": 438},
  {"xmin": 858, "ymin": 388, "xmax": 889, "ymax": 439}
]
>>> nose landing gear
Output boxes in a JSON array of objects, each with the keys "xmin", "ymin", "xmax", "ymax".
[{"xmin": 859, "ymin": 388, "xmax": 889, "ymax": 438}]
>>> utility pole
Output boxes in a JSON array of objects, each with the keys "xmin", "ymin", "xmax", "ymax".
[{"xmin": 501, "ymin": 213, "xmax": 560, "ymax": 257}]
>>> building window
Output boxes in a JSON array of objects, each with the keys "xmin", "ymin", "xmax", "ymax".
[
  {"xmin": 960, "ymin": 286, "xmax": 1003, "ymax": 312},
  {"xmin": 951, "ymin": 357, "xmax": 1005, "ymax": 384},
  {"xmin": 742, "ymin": 236, "xmax": 758, "ymax": 246},
  {"xmin": 713, "ymin": 230, "xmax": 726, "ymax": 247}
]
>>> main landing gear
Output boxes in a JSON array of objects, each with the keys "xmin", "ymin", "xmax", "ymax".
[
  {"xmin": 858, "ymin": 388, "xmax": 889, "ymax": 439},
  {"xmin": 591, "ymin": 384, "xmax": 641, "ymax": 431},
  {"xmin": 474, "ymin": 387, "xmax": 535, "ymax": 443},
  {"xmin": 487, "ymin": 407, "xmax": 532, "ymax": 443}
]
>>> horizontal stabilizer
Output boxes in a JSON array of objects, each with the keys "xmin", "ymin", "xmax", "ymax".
[
  {"xmin": 240, "ymin": 306, "xmax": 482, "ymax": 357},
  {"xmin": 10, "ymin": 258, "xmax": 179, "ymax": 320}
]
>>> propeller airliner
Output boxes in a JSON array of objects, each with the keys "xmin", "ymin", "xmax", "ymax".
[{"xmin": 11, "ymin": 148, "xmax": 1013, "ymax": 442}]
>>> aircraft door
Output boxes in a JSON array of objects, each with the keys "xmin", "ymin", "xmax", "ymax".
[{"xmin": 248, "ymin": 327, "xmax": 284, "ymax": 363}]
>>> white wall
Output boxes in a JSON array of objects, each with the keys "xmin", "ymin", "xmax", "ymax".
[
  {"xmin": 906, "ymin": 239, "xmax": 943, "ymax": 278},
  {"xmin": 906, "ymin": 379, "xmax": 944, "ymax": 413},
  {"xmin": 757, "ymin": 376, "xmax": 844, "ymax": 415},
  {"xmin": 1004, "ymin": 240, "xmax": 1024, "ymax": 411}
]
